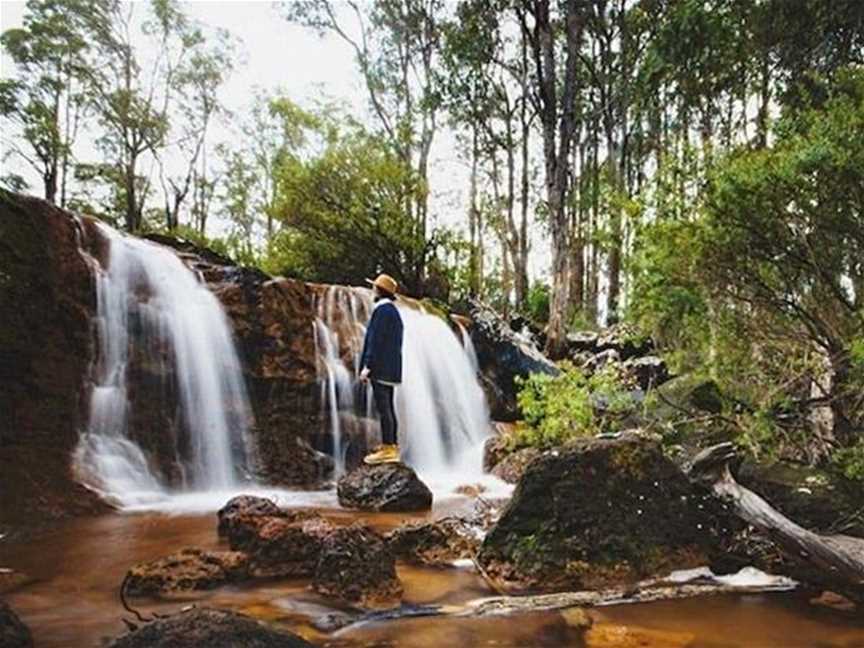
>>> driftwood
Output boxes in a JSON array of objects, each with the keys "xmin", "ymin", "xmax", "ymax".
[
  {"xmin": 687, "ymin": 442, "xmax": 864, "ymax": 603},
  {"xmin": 321, "ymin": 577, "xmax": 790, "ymax": 633}
]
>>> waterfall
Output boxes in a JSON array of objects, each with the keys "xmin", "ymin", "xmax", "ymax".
[
  {"xmin": 74, "ymin": 224, "xmax": 254, "ymax": 506},
  {"xmin": 313, "ymin": 286, "xmax": 491, "ymax": 481}
]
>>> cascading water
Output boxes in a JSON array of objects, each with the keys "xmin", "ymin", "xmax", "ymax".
[
  {"xmin": 313, "ymin": 286, "xmax": 492, "ymax": 484},
  {"xmin": 74, "ymin": 223, "xmax": 255, "ymax": 507}
]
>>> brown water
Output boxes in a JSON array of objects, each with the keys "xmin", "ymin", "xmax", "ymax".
[{"xmin": 3, "ymin": 507, "xmax": 864, "ymax": 648}]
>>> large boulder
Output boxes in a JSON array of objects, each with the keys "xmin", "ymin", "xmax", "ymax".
[
  {"xmin": 477, "ymin": 432, "xmax": 733, "ymax": 592},
  {"xmin": 0, "ymin": 191, "xmax": 109, "ymax": 530},
  {"xmin": 468, "ymin": 300, "xmax": 559, "ymax": 421},
  {"xmin": 337, "ymin": 463, "xmax": 433, "ymax": 512},
  {"xmin": 227, "ymin": 512, "xmax": 334, "ymax": 578},
  {"xmin": 107, "ymin": 607, "xmax": 315, "ymax": 648},
  {"xmin": 313, "ymin": 523, "xmax": 402, "ymax": 609},
  {"xmin": 124, "ymin": 548, "xmax": 250, "ymax": 597},
  {"xmin": 386, "ymin": 517, "xmax": 479, "ymax": 566},
  {"xmin": 0, "ymin": 601, "xmax": 33, "ymax": 648}
]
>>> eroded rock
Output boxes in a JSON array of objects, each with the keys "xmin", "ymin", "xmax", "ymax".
[
  {"xmin": 229, "ymin": 513, "xmax": 334, "ymax": 578},
  {"xmin": 124, "ymin": 548, "xmax": 250, "ymax": 597},
  {"xmin": 313, "ymin": 523, "xmax": 402, "ymax": 609},
  {"xmin": 478, "ymin": 432, "xmax": 733, "ymax": 592},
  {"xmin": 217, "ymin": 495, "xmax": 282, "ymax": 539},
  {"xmin": 337, "ymin": 463, "xmax": 433, "ymax": 512},
  {"xmin": 107, "ymin": 607, "xmax": 315, "ymax": 648},
  {"xmin": 386, "ymin": 518, "xmax": 480, "ymax": 565}
]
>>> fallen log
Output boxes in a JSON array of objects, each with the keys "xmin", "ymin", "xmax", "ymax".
[
  {"xmin": 320, "ymin": 576, "xmax": 792, "ymax": 633},
  {"xmin": 687, "ymin": 442, "xmax": 864, "ymax": 603}
]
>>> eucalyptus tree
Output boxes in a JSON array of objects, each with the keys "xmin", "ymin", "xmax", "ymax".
[
  {"xmin": 440, "ymin": 0, "xmax": 535, "ymax": 307},
  {"xmin": 283, "ymin": 0, "xmax": 446, "ymax": 277},
  {"xmin": 0, "ymin": 0, "xmax": 107, "ymax": 205},
  {"xmin": 514, "ymin": 0, "xmax": 586, "ymax": 356}
]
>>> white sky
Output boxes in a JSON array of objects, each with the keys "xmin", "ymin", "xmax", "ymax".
[{"xmin": 0, "ymin": 0, "xmax": 549, "ymax": 278}]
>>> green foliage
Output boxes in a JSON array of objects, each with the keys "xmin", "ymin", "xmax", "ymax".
[
  {"xmin": 512, "ymin": 363, "xmax": 634, "ymax": 449},
  {"xmin": 629, "ymin": 68, "xmax": 864, "ymax": 459},
  {"xmin": 525, "ymin": 282, "xmax": 550, "ymax": 325},
  {"xmin": 265, "ymin": 124, "xmax": 432, "ymax": 292},
  {"xmin": 834, "ymin": 440, "xmax": 864, "ymax": 482}
]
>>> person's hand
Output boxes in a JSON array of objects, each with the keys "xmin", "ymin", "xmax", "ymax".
[{"xmin": 360, "ymin": 367, "xmax": 370, "ymax": 383}]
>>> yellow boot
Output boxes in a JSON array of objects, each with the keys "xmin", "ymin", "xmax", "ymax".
[{"xmin": 364, "ymin": 444, "xmax": 401, "ymax": 465}]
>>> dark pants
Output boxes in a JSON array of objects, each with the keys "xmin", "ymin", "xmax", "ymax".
[{"xmin": 371, "ymin": 381, "xmax": 398, "ymax": 445}]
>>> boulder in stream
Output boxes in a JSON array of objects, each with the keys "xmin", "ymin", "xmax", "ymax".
[
  {"xmin": 477, "ymin": 431, "xmax": 733, "ymax": 592},
  {"xmin": 337, "ymin": 463, "xmax": 433, "ymax": 512},
  {"xmin": 228, "ymin": 512, "xmax": 335, "ymax": 578},
  {"xmin": 124, "ymin": 548, "xmax": 250, "ymax": 597},
  {"xmin": 107, "ymin": 607, "xmax": 315, "ymax": 648},
  {"xmin": 313, "ymin": 523, "xmax": 402, "ymax": 609},
  {"xmin": 0, "ymin": 600, "xmax": 33, "ymax": 648},
  {"xmin": 386, "ymin": 517, "xmax": 480, "ymax": 565},
  {"xmin": 217, "ymin": 495, "xmax": 283, "ymax": 539}
]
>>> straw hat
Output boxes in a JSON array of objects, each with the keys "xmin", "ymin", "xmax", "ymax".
[{"xmin": 366, "ymin": 273, "xmax": 398, "ymax": 295}]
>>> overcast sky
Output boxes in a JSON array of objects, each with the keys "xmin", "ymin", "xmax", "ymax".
[{"xmin": 0, "ymin": 0, "xmax": 548, "ymax": 276}]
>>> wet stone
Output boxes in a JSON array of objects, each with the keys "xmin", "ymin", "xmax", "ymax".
[
  {"xmin": 107, "ymin": 607, "xmax": 315, "ymax": 648},
  {"xmin": 124, "ymin": 548, "xmax": 250, "ymax": 597},
  {"xmin": 337, "ymin": 462, "xmax": 433, "ymax": 512},
  {"xmin": 313, "ymin": 523, "xmax": 402, "ymax": 609}
]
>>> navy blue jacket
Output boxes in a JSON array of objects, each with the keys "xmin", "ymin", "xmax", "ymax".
[{"xmin": 360, "ymin": 299, "xmax": 404, "ymax": 383}]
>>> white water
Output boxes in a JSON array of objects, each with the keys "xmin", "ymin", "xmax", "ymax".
[
  {"xmin": 74, "ymin": 224, "xmax": 255, "ymax": 507},
  {"xmin": 314, "ymin": 286, "xmax": 497, "ymax": 491}
]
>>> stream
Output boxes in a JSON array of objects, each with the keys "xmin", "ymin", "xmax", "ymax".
[{"xmin": 4, "ymin": 493, "xmax": 864, "ymax": 648}]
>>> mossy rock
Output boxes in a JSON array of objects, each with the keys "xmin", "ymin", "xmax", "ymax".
[{"xmin": 477, "ymin": 431, "xmax": 735, "ymax": 591}]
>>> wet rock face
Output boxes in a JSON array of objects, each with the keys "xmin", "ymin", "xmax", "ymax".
[
  {"xmin": 124, "ymin": 548, "xmax": 250, "ymax": 597},
  {"xmin": 477, "ymin": 432, "xmax": 732, "ymax": 592},
  {"xmin": 386, "ymin": 518, "xmax": 479, "ymax": 566},
  {"xmin": 227, "ymin": 512, "xmax": 334, "ymax": 578},
  {"xmin": 468, "ymin": 300, "xmax": 560, "ymax": 421},
  {"xmin": 337, "ymin": 463, "xmax": 433, "ymax": 512},
  {"xmin": 0, "ymin": 191, "xmax": 108, "ymax": 529},
  {"xmin": 107, "ymin": 607, "xmax": 315, "ymax": 648},
  {"xmin": 491, "ymin": 447, "xmax": 542, "ymax": 484},
  {"xmin": 217, "ymin": 495, "xmax": 283, "ymax": 538},
  {"xmin": 313, "ymin": 523, "xmax": 402, "ymax": 609},
  {"xmin": 0, "ymin": 601, "xmax": 33, "ymax": 648}
]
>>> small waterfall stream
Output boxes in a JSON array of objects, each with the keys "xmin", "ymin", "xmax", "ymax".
[
  {"xmin": 74, "ymin": 224, "xmax": 255, "ymax": 506},
  {"xmin": 73, "ymin": 223, "xmax": 495, "ymax": 509},
  {"xmin": 313, "ymin": 286, "xmax": 492, "ymax": 482}
]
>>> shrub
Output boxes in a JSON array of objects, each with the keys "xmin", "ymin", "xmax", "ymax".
[{"xmin": 512, "ymin": 363, "xmax": 635, "ymax": 449}]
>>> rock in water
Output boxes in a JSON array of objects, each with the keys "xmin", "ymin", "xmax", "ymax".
[
  {"xmin": 386, "ymin": 518, "xmax": 479, "ymax": 565},
  {"xmin": 337, "ymin": 463, "xmax": 433, "ymax": 512},
  {"xmin": 0, "ymin": 601, "xmax": 33, "ymax": 648},
  {"xmin": 107, "ymin": 607, "xmax": 314, "ymax": 648},
  {"xmin": 217, "ymin": 495, "xmax": 283, "ymax": 538},
  {"xmin": 228, "ymin": 513, "xmax": 334, "ymax": 578},
  {"xmin": 313, "ymin": 523, "xmax": 402, "ymax": 609},
  {"xmin": 477, "ymin": 431, "xmax": 731, "ymax": 592},
  {"xmin": 124, "ymin": 548, "xmax": 250, "ymax": 597}
]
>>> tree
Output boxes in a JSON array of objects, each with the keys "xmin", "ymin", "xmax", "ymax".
[
  {"xmin": 269, "ymin": 126, "xmax": 434, "ymax": 292},
  {"xmin": 0, "ymin": 0, "xmax": 105, "ymax": 205},
  {"xmin": 283, "ymin": 0, "xmax": 446, "ymax": 279},
  {"xmin": 88, "ymin": 0, "xmax": 213, "ymax": 232},
  {"xmin": 516, "ymin": 0, "xmax": 586, "ymax": 356},
  {"xmin": 631, "ymin": 69, "xmax": 864, "ymax": 456}
]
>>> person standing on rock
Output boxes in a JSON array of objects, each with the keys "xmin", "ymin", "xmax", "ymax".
[{"xmin": 359, "ymin": 273, "xmax": 405, "ymax": 465}]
